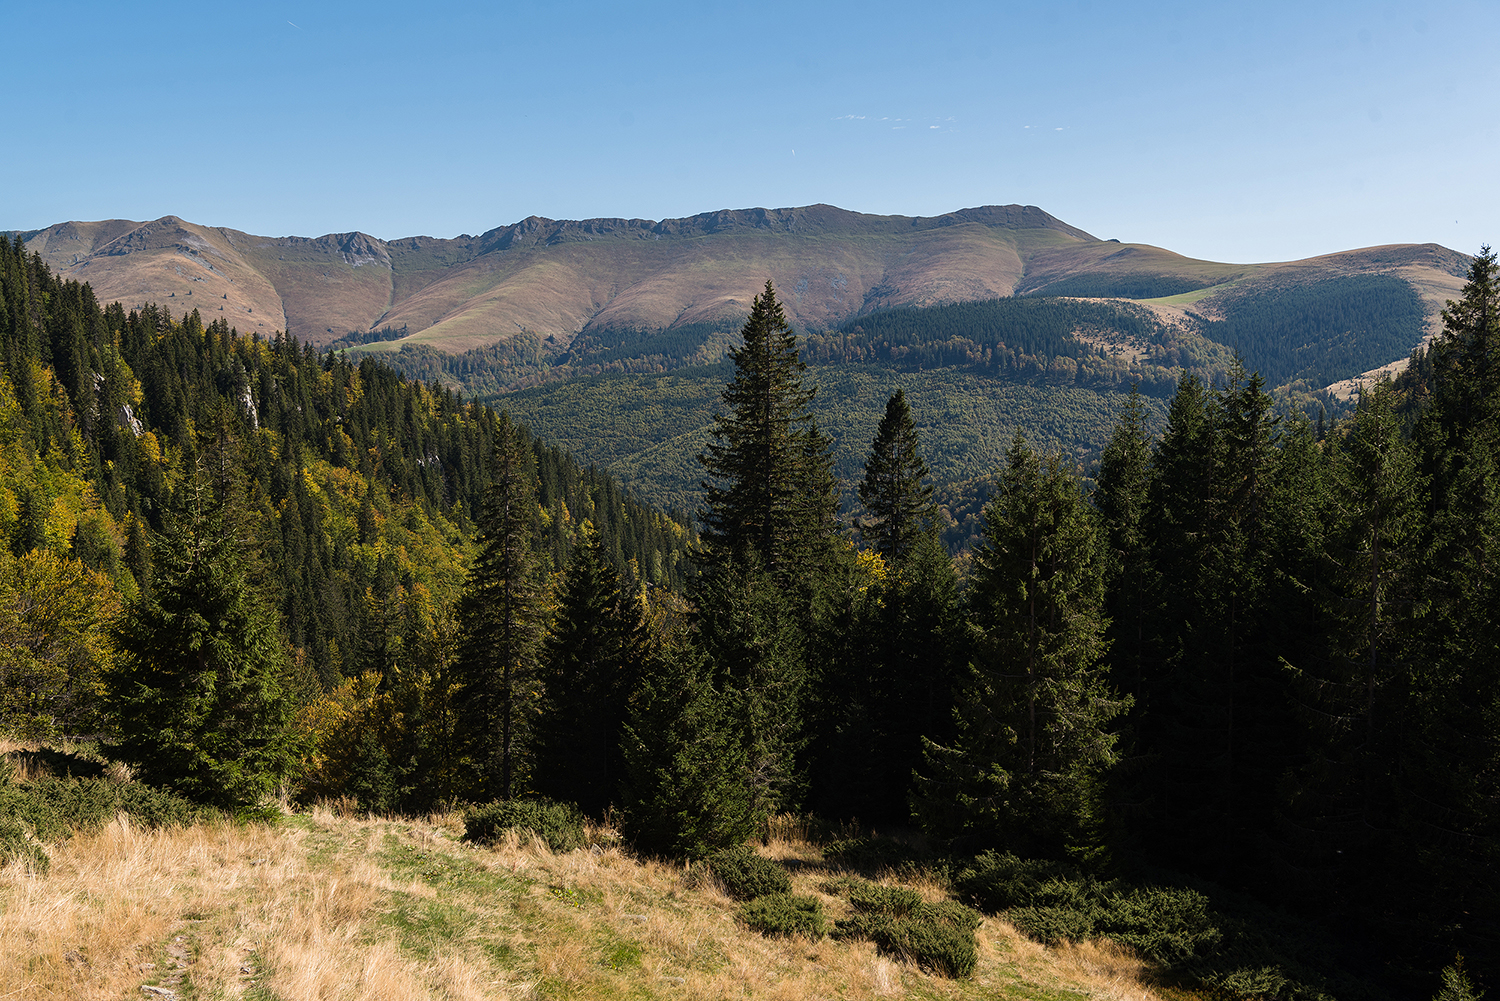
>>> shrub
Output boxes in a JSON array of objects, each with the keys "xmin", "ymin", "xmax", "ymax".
[
  {"xmin": 833, "ymin": 881, "xmax": 981, "ymax": 979},
  {"xmin": 0, "ymin": 771, "xmax": 217, "ymax": 871},
  {"xmin": 0, "ymin": 816, "xmax": 49, "ymax": 873},
  {"xmin": 705, "ymin": 845, "xmax": 791, "ymax": 900},
  {"xmin": 462, "ymin": 798, "xmax": 587, "ymax": 852},
  {"xmin": 835, "ymin": 909, "xmax": 979, "ymax": 979},
  {"xmin": 847, "ymin": 882, "xmax": 923, "ymax": 917},
  {"xmin": 739, "ymin": 893, "xmax": 827, "ymax": 938}
]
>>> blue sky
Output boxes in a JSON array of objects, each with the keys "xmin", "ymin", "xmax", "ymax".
[{"xmin": 6, "ymin": 0, "xmax": 1497, "ymax": 263}]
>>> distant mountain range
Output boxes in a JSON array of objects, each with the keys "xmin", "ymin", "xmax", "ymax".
[{"xmin": 13, "ymin": 205, "xmax": 1471, "ymax": 369}]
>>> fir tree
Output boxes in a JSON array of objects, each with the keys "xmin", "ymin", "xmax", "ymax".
[
  {"xmin": 915, "ymin": 435, "xmax": 1126, "ymax": 857},
  {"xmin": 619, "ymin": 646, "xmax": 755, "ymax": 858},
  {"xmin": 858, "ymin": 388, "xmax": 936, "ymax": 564},
  {"xmin": 697, "ymin": 280, "xmax": 838, "ymax": 584},
  {"xmin": 1094, "ymin": 386, "xmax": 1153, "ymax": 694},
  {"xmin": 105, "ymin": 472, "xmax": 299, "ymax": 807},
  {"xmin": 455, "ymin": 412, "xmax": 547, "ymax": 801},
  {"xmin": 534, "ymin": 521, "xmax": 643, "ymax": 815}
]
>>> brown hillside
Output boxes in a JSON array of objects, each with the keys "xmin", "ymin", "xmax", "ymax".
[{"xmin": 17, "ymin": 206, "xmax": 1469, "ymax": 355}]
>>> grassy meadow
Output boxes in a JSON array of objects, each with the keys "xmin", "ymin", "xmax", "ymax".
[{"xmin": 1, "ymin": 742, "xmax": 1169, "ymax": 1001}]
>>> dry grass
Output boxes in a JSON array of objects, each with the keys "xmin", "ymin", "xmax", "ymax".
[{"xmin": 0, "ymin": 802, "xmax": 1170, "ymax": 1001}]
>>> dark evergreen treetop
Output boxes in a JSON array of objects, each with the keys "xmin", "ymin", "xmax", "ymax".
[
  {"xmin": 455, "ymin": 411, "xmax": 548, "ymax": 801},
  {"xmin": 858, "ymin": 388, "xmax": 936, "ymax": 564},
  {"xmin": 697, "ymin": 281, "xmax": 838, "ymax": 583},
  {"xmin": 105, "ymin": 465, "xmax": 300, "ymax": 807}
]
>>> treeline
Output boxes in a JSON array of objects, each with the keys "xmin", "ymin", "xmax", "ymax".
[
  {"xmin": 1195, "ymin": 273, "xmax": 1427, "ymax": 390},
  {"xmin": 402, "ymin": 275, "xmax": 1497, "ymax": 996},
  {"xmin": 0, "ymin": 236, "xmax": 691, "ymax": 697},
  {"xmin": 1021, "ymin": 271, "xmax": 1213, "ymax": 299},
  {"xmin": 376, "ymin": 321, "xmax": 739, "ymax": 398},
  {"xmin": 800, "ymin": 298, "xmax": 1202, "ymax": 395}
]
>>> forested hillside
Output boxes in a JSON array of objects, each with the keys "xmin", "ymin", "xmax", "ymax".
[
  {"xmin": 0, "ymin": 235, "xmax": 690, "ymax": 701},
  {"xmin": 3, "ymin": 239, "xmax": 1498, "ymax": 1001}
]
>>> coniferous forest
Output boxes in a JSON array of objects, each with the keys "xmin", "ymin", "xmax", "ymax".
[{"xmin": 3, "ymin": 236, "xmax": 1499, "ymax": 1000}]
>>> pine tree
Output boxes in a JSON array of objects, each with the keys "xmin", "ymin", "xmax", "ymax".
[
  {"xmin": 697, "ymin": 280, "xmax": 838, "ymax": 584},
  {"xmin": 1095, "ymin": 386, "xmax": 1153, "ymax": 695},
  {"xmin": 105, "ymin": 472, "xmax": 299, "ymax": 807},
  {"xmin": 455, "ymin": 412, "xmax": 547, "ymax": 801},
  {"xmin": 858, "ymin": 388, "xmax": 936, "ymax": 564},
  {"xmin": 619, "ymin": 645, "xmax": 755, "ymax": 858},
  {"xmin": 533, "ymin": 521, "xmax": 643, "ymax": 815},
  {"xmin": 915, "ymin": 435, "xmax": 1126, "ymax": 857}
]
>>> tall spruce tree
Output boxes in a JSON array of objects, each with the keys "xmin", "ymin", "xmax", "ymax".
[
  {"xmin": 455, "ymin": 412, "xmax": 547, "ymax": 801},
  {"xmin": 858, "ymin": 388, "xmax": 936, "ymax": 564},
  {"xmin": 697, "ymin": 280, "xmax": 838, "ymax": 583},
  {"xmin": 692, "ymin": 280, "xmax": 841, "ymax": 821},
  {"xmin": 915, "ymin": 436, "xmax": 1126, "ymax": 858},
  {"xmin": 534, "ymin": 522, "xmax": 643, "ymax": 815},
  {"xmin": 105, "ymin": 468, "xmax": 299, "ymax": 807},
  {"xmin": 1095, "ymin": 386, "xmax": 1154, "ymax": 696}
]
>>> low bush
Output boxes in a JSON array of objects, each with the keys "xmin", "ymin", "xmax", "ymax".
[
  {"xmin": 462, "ymin": 798, "xmax": 587, "ymax": 852},
  {"xmin": 833, "ymin": 879, "xmax": 981, "ymax": 979},
  {"xmin": 847, "ymin": 882, "xmax": 923, "ymax": 917},
  {"xmin": 835, "ymin": 909, "xmax": 979, "ymax": 979},
  {"xmin": 705, "ymin": 845, "xmax": 791, "ymax": 900},
  {"xmin": 0, "ymin": 770, "xmax": 217, "ymax": 872},
  {"xmin": 739, "ymin": 893, "xmax": 827, "ymax": 938}
]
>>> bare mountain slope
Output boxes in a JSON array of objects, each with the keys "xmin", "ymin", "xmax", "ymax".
[{"xmin": 15, "ymin": 205, "xmax": 1468, "ymax": 359}]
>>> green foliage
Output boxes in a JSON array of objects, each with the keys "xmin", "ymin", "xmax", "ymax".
[
  {"xmin": 705, "ymin": 845, "xmax": 791, "ymax": 900},
  {"xmin": 916, "ymin": 436, "xmax": 1125, "ymax": 857},
  {"xmin": 738, "ymin": 893, "xmax": 827, "ymax": 938},
  {"xmin": 1024, "ymin": 273, "xmax": 1212, "ymax": 299},
  {"xmin": 0, "ymin": 763, "xmax": 217, "ymax": 871},
  {"xmin": 698, "ymin": 280, "xmax": 839, "ymax": 584},
  {"xmin": 1197, "ymin": 274, "xmax": 1426, "ymax": 389},
  {"xmin": 105, "ymin": 471, "xmax": 301, "ymax": 808},
  {"xmin": 833, "ymin": 893, "xmax": 980, "ymax": 979},
  {"xmin": 619, "ymin": 649, "xmax": 755, "ymax": 859},
  {"xmin": 534, "ymin": 522, "xmax": 643, "ymax": 816},
  {"xmin": 857, "ymin": 388, "xmax": 936, "ymax": 563},
  {"xmin": 1436, "ymin": 956, "xmax": 1484, "ymax": 1001},
  {"xmin": 846, "ymin": 882, "xmax": 923, "ymax": 916},
  {"xmin": 455, "ymin": 413, "xmax": 547, "ymax": 801},
  {"xmin": 461, "ymin": 798, "xmax": 587, "ymax": 852},
  {"xmin": 954, "ymin": 852, "xmax": 1221, "ymax": 968}
]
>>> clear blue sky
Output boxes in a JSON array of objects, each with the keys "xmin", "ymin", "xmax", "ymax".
[{"xmin": 7, "ymin": 0, "xmax": 1497, "ymax": 263}]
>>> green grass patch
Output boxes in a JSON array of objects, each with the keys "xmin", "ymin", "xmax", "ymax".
[
  {"xmin": 381, "ymin": 835, "xmax": 516, "ymax": 895},
  {"xmin": 380, "ymin": 891, "xmax": 476, "ymax": 960},
  {"xmin": 596, "ymin": 934, "xmax": 644, "ymax": 970}
]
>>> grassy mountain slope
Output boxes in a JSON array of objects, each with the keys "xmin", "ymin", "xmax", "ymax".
[
  {"xmin": 0, "ymin": 753, "xmax": 1165, "ymax": 1001},
  {"xmin": 17, "ymin": 205, "xmax": 1469, "ymax": 369}
]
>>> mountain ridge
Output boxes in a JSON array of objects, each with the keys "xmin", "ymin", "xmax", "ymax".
[{"xmin": 12, "ymin": 205, "xmax": 1470, "ymax": 367}]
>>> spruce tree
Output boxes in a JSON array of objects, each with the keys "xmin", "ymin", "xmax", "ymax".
[
  {"xmin": 692, "ymin": 280, "xmax": 841, "ymax": 821},
  {"xmin": 534, "ymin": 522, "xmax": 643, "ymax": 815},
  {"xmin": 697, "ymin": 280, "xmax": 838, "ymax": 584},
  {"xmin": 105, "ymin": 473, "xmax": 299, "ymax": 807},
  {"xmin": 1094, "ymin": 386, "xmax": 1153, "ymax": 695},
  {"xmin": 915, "ymin": 435, "xmax": 1125, "ymax": 857},
  {"xmin": 455, "ymin": 412, "xmax": 547, "ymax": 801},
  {"xmin": 619, "ymin": 645, "xmax": 755, "ymax": 858},
  {"xmin": 858, "ymin": 388, "xmax": 936, "ymax": 564}
]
